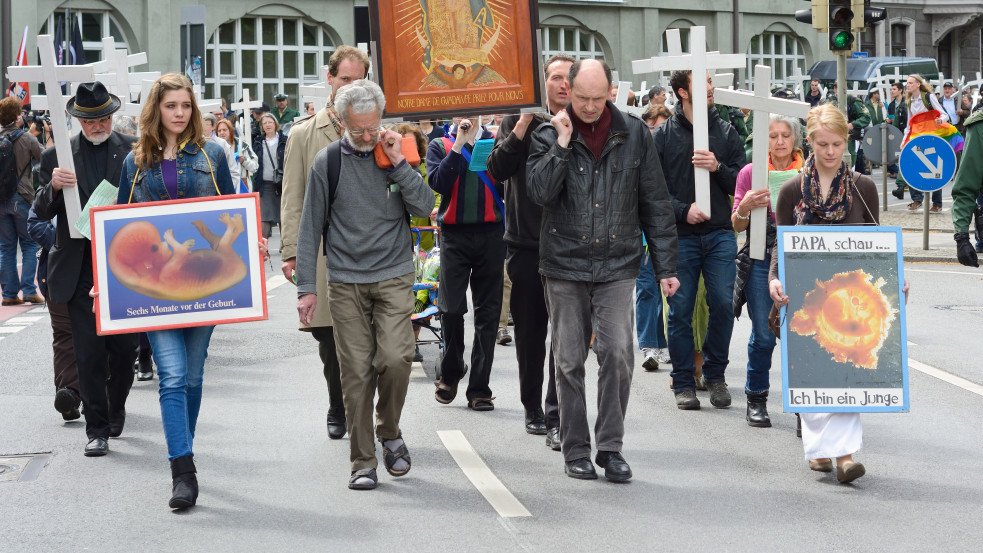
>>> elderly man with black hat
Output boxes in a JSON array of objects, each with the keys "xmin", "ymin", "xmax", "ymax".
[
  {"xmin": 34, "ymin": 81, "xmax": 140, "ymax": 457},
  {"xmin": 273, "ymin": 92, "xmax": 300, "ymax": 127}
]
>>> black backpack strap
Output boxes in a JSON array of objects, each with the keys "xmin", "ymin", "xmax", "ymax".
[{"xmin": 321, "ymin": 140, "xmax": 343, "ymax": 256}]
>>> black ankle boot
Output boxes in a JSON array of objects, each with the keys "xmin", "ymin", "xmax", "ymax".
[
  {"xmin": 169, "ymin": 455, "xmax": 198, "ymax": 509},
  {"xmin": 746, "ymin": 392, "xmax": 771, "ymax": 428}
]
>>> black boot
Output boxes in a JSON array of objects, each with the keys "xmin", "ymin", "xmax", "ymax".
[
  {"xmin": 746, "ymin": 392, "xmax": 771, "ymax": 428},
  {"xmin": 136, "ymin": 348, "xmax": 154, "ymax": 381},
  {"xmin": 169, "ymin": 455, "xmax": 198, "ymax": 509}
]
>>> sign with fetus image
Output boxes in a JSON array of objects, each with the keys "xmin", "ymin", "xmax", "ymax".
[
  {"xmin": 777, "ymin": 226, "xmax": 909, "ymax": 413},
  {"xmin": 90, "ymin": 194, "xmax": 268, "ymax": 334}
]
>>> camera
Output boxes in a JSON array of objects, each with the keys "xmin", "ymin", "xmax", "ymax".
[{"xmin": 24, "ymin": 112, "xmax": 50, "ymax": 129}]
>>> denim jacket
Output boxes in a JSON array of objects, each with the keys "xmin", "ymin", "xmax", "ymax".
[{"xmin": 117, "ymin": 140, "xmax": 235, "ymax": 204}]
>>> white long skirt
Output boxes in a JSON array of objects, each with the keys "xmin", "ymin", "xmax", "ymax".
[{"xmin": 800, "ymin": 412, "xmax": 862, "ymax": 460}]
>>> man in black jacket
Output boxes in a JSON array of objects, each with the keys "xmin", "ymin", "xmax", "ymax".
[
  {"xmin": 34, "ymin": 82, "xmax": 139, "ymax": 456},
  {"xmin": 486, "ymin": 53, "xmax": 573, "ymax": 448},
  {"xmin": 528, "ymin": 59, "xmax": 679, "ymax": 482},
  {"xmin": 653, "ymin": 70, "xmax": 745, "ymax": 411}
]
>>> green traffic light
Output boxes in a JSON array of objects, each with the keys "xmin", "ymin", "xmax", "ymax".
[{"xmin": 831, "ymin": 31, "xmax": 853, "ymax": 49}]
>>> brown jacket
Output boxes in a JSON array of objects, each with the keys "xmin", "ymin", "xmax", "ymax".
[
  {"xmin": 280, "ymin": 103, "xmax": 344, "ymax": 329},
  {"xmin": 1, "ymin": 124, "xmax": 42, "ymax": 201}
]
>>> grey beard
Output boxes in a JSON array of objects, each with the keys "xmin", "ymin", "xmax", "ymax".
[
  {"xmin": 344, "ymin": 129, "xmax": 377, "ymax": 152},
  {"xmin": 83, "ymin": 130, "xmax": 111, "ymax": 145}
]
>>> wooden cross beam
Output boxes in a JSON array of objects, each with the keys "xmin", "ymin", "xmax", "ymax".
[
  {"xmin": 714, "ymin": 64, "xmax": 810, "ymax": 260},
  {"xmin": 867, "ymin": 67, "xmax": 902, "ymax": 105},
  {"xmin": 231, "ymin": 87, "xmax": 263, "ymax": 148},
  {"xmin": 299, "ymin": 81, "xmax": 331, "ymax": 114},
  {"xmin": 613, "ymin": 82, "xmax": 645, "ymax": 116},
  {"xmin": 632, "ymin": 26, "xmax": 746, "ymax": 216},
  {"xmin": 7, "ymin": 34, "xmax": 95, "ymax": 238},
  {"xmin": 712, "ymin": 73, "xmax": 735, "ymax": 89},
  {"xmin": 193, "ymin": 84, "xmax": 223, "ymax": 113},
  {"xmin": 789, "ymin": 66, "xmax": 811, "ymax": 101}
]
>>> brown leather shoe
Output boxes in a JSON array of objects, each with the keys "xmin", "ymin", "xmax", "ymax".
[
  {"xmin": 809, "ymin": 458, "xmax": 833, "ymax": 472},
  {"xmin": 836, "ymin": 460, "xmax": 866, "ymax": 483},
  {"xmin": 907, "ymin": 201, "xmax": 922, "ymax": 211},
  {"xmin": 930, "ymin": 204, "xmax": 942, "ymax": 213},
  {"xmin": 22, "ymin": 294, "xmax": 44, "ymax": 304},
  {"xmin": 1, "ymin": 297, "xmax": 23, "ymax": 306}
]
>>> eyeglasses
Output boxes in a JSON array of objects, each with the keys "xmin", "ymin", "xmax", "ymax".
[{"xmin": 348, "ymin": 125, "xmax": 380, "ymax": 136}]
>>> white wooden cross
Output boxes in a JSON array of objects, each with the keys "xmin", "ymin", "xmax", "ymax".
[
  {"xmin": 846, "ymin": 80, "xmax": 868, "ymax": 99},
  {"xmin": 613, "ymin": 82, "xmax": 644, "ymax": 116},
  {"xmin": 789, "ymin": 66, "xmax": 811, "ymax": 101},
  {"xmin": 94, "ymin": 37, "xmax": 156, "ymax": 99},
  {"xmin": 960, "ymin": 72, "xmax": 983, "ymax": 111},
  {"xmin": 7, "ymin": 34, "xmax": 95, "ymax": 238},
  {"xmin": 299, "ymin": 81, "xmax": 331, "ymax": 114},
  {"xmin": 231, "ymin": 87, "xmax": 263, "ymax": 149},
  {"xmin": 632, "ymin": 26, "xmax": 746, "ymax": 216},
  {"xmin": 712, "ymin": 73, "xmax": 735, "ymax": 89},
  {"xmin": 193, "ymin": 85, "xmax": 223, "ymax": 113},
  {"xmin": 714, "ymin": 65, "xmax": 810, "ymax": 260},
  {"xmin": 867, "ymin": 67, "xmax": 902, "ymax": 106}
]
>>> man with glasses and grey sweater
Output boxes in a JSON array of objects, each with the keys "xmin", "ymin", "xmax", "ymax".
[{"xmin": 294, "ymin": 79, "xmax": 435, "ymax": 491}]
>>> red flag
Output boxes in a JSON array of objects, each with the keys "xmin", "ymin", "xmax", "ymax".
[{"xmin": 6, "ymin": 26, "xmax": 29, "ymax": 106}]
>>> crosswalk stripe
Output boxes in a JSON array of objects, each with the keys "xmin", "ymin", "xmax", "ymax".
[{"xmin": 438, "ymin": 430, "xmax": 532, "ymax": 518}]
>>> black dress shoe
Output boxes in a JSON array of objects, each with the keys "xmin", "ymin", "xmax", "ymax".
[
  {"xmin": 84, "ymin": 437, "xmax": 109, "ymax": 457},
  {"xmin": 109, "ymin": 410, "xmax": 125, "ymax": 438},
  {"xmin": 746, "ymin": 392, "xmax": 771, "ymax": 428},
  {"xmin": 524, "ymin": 407, "xmax": 547, "ymax": 435},
  {"xmin": 136, "ymin": 356, "xmax": 154, "ymax": 381},
  {"xmin": 595, "ymin": 451, "xmax": 632, "ymax": 482},
  {"xmin": 326, "ymin": 411, "xmax": 347, "ymax": 440},
  {"xmin": 564, "ymin": 457, "xmax": 598, "ymax": 480},
  {"xmin": 545, "ymin": 427, "xmax": 561, "ymax": 451},
  {"xmin": 54, "ymin": 388, "xmax": 80, "ymax": 418}
]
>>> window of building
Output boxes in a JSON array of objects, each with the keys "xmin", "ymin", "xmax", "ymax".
[
  {"xmin": 40, "ymin": 11, "xmax": 129, "ymax": 63},
  {"xmin": 541, "ymin": 26, "xmax": 605, "ymax": 63},
  {"xmin": 859, "ymin": 28, "xmax": 877, "ymax": 57},
  {"xmin": 890, "ymin": 23, "xmax": 909, "ymax": 57},
  {"xmin": 207, "ymin": 16, "xmax": 336, "ymax": 108},
  {"xmin": 937, "ymin": 32, "xmax": 953, "ymax": 78},
  {"xmin": 747, "ymin": 32, "xmax": 807, "ymax": 90}
]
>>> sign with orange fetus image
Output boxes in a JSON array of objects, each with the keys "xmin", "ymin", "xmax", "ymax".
[
  {"xmin": 777, "ymin": 226, "xmax": 909, "ymax": 413},
  {"xmin": 90, "ymin": 194, "xmax": 268, "ymax": 335},
  {"xmin": 369, "ymin": 0, "xmax": 542, "ymax": 118}
]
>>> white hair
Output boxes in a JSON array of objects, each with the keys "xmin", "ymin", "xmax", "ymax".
[
  {"xmin": 112, "ymin": 115, "xmax": 138, "ymax": 136},
  {"xmin": 769, "ymin": 114, "xmax": 802, "ymax": 152},
  {"xmin": 334, "ymin": 79, "xmax": 386, "ymax": 123}
]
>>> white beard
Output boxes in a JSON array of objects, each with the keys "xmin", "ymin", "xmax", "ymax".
[
  {"xmin": 344, "ymin": 129, "xmax": 378, "ymax": 153},
  {"xmin": 83, "ymin": 130, "xmax": 111, "ymax": 145}
]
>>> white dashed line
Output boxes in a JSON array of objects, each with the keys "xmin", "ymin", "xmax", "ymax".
[
  {"xmin": 906, "ymin": 268, "xmax": 982, "ymax": 276},
  {"xmin": 910, "ymin": 358, "xmax": 983, "ymax": 398},
  {"xmin": 0, "ymin": 326, "xmax": 25, "ymax": 334},
  {"xmin": 437, "ymin": 430, "xmax": 532, "ymax": 518},
  {"xmin": 7, "ymin": 315, "xmax": 44, "ymax": 323},
  {"xmin": 266, "ymin": 275, "xmax": 289, "ymax": 292}
]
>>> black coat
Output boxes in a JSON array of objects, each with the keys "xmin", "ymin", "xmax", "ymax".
[
  {"xmin": 253, "ymin": 131, "xmax": 287, "ymax": 195},
  {"xmin": 34, "ymin": 132, "xmax": 137, "ymax": 303},
  {"xmin": 653, "ymin": 104, "xmax": 746, "ymax": 237},
  {"xmin": 527, "ymin": 102, "xmax": 678, "ymax": 283},
  {"xmin": 486, "ymin": 112, "xmax": 550, "ymax": 251}
]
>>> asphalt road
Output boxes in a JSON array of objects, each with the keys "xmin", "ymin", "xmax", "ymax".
[{"xmin": 1, "ymin": 240, "xmax": 981, "ymax": 552}]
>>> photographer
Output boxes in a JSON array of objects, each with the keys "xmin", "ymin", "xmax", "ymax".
[{"xmin": 25, "ymin": 111, "xmax": 53, "ymax": 148}]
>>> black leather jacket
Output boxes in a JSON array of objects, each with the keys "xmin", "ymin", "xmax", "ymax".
[{"xmin": 527, "ymin": 102, "xmax": 677, "ymax": 283}]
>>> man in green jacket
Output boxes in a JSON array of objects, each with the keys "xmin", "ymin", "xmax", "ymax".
[
  {"xmin": 272, "ymin": 93, "xmax": 300, "ymax": 127},
  {"xmin": 951, "ymin": 108, "xmax": 983, "ymax": 267}
]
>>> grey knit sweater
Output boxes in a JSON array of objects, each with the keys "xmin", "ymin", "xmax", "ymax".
[{"xmin": 295, "ymin": 146, "xmax": 434, "ymax": 290}]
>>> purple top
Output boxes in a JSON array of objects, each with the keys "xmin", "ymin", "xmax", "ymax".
[
  {"xmin": 161, "ymin": 159, "xmax": 178, "ymax": 200},
  {"xmin": 733, "ymin": 163, "xmax": 776, "ymax": 223}
]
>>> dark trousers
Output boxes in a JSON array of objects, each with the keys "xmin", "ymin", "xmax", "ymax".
[
  {"xmin": 311, "ymin": 326, "xmax": 344, "ymax": 416},
  {"xmin": 48, "ymin": 298, "xmax": 79, "ymax": 394},
  {"xmin": 506, "ymin": 248, "xmax": 559, "ymax": 429},
  {"xmin": 65, "ymin": 258, "xmax": 138, "ymax": 439},
  {"xmin": 439, "ymin": 228, "xmax": 504, "ymax": 400}
]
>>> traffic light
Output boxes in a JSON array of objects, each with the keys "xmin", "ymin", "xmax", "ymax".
[{"xmin": 828, "ymin": 0, "xmax": 855, "ymax": 51}]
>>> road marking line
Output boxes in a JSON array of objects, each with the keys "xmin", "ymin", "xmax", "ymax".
[
  {"xmin": 907, "ymin": 340, "xmax": 918, "ymax": 347},
  {"xmin": 906, "ymin": 268, "xmax": 981, "ymax": 276},
  {"xmin": 0, "ymin": 326, "xmax": 25, "ymax": 334},
  {"xmin": 910, "ymin": 358, "xmax": 983, "ymax": 398},
  {"xmin": 266, "ymin": 275, "xmax": 289, "ymax": 292},
  {"xmin": 8, "ymin": 315, "xmax": 44, "ymax": 323},
  {"xmin": 437, "ymin": 430, "xmax": 532, "ymax": 518}
]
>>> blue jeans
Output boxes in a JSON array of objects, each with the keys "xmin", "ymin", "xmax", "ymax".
[
  {"xmin": 667, "ymin": 230, "xmax": 737, "ymax": 392},
  {"xmin": 0, "ymin": 195, "xmax": 39, "ymax": 299},
  {"xmin": 635, "ymin": 251, "xmax": 667, "ymax": 349},
  {"xmin": 743, "ymin": 253, "xmax": 777, "ymax": 394},
  {"xmin": 909, "ymin": 188, "xmax": 942, "ymax": 206},
  {"xmin": 148, "ymin": 325, "xmax": 215, "ymax": 460}
]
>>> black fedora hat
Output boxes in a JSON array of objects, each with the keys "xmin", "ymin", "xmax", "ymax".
[{"xmin": 66, "ymin": 82, "xmax": 121, "ymax": 119}]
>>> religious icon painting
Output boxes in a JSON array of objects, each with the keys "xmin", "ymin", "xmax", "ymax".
[
  {"xmin": 369, "ymin": 0, "xmax": 543, "ymax": 118},
  {"xmin": 777, "ymin": 226, "xmax": 910, "ymax": 413},
  {"xmin": 89, "ymin": 194, "xmax": 268, "ymax": 335}
]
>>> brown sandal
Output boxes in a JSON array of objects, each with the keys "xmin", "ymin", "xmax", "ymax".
[
  {"xmin": 468, "ymin": 397, "xmax": 495, "ymax": 411},
  {"xmin": 434, "ymin": 380, "xmax": 457, "ymax": 404}
]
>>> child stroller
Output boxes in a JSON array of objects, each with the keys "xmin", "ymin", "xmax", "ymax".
[{"xmin": 411, "ymin": 227, "xmax": 444, "ymax": 379}]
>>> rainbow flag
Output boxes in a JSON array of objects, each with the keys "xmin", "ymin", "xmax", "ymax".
[{"xmin": 903, "ymin": 109, "xmax": 964, "ymax": 153}]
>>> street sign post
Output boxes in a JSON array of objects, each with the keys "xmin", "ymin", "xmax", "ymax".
[{"xmin": 899, "ymin": 134, "xmax": 957, "ymax": 249}]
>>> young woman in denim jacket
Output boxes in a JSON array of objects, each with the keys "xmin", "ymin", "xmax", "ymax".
[{"xmin": 116, "ymin": 73, "xmax": 269, "ymax": 509}]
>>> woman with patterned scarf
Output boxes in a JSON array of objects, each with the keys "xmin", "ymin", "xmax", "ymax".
[
  {"xmin": 768, "ymin": 104, "xmax": 909, "ymax": 484},
  {"xmin": 731, "ymin": 114, "xmax": 805, "ymax": 429}
]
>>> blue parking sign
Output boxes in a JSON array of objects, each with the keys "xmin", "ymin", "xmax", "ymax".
[{"xmin": 899, "ymin": 135, "xmax": 956, "ymax": 192}]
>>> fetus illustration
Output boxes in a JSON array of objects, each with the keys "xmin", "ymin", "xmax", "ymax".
[{"xmin": 107, "ymin": 213, "xmax": 248, "ymax": 302}]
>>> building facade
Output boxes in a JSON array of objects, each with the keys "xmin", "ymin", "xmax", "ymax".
[{"xmin": 6, "ymin": 0, "xmax": 981, "ymax": 109}]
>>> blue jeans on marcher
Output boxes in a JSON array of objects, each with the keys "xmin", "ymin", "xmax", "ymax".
[
  {"xmin": 668, "ymin": 230, "xmax": 737, "ymax": 392},
  {"xmin": 0, "ymin": 195, "xmax": 39, "ymax": 300},
  {"xmin": 743, "ymin": 253, "xmax": 777, "ymax": 395},
  {"xmin": 148, "ymin": 325, "xmax": 215, "ymax": 460},
  {"xmin": 909, "ymin": 188, "xmax": 942, "ymax": 206},
  {"xmin": 635, "ymin": 251, "xmax": 667, "ymax": 349}
]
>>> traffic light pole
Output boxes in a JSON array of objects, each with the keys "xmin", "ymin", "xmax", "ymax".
[{"xmin": 836, "ymin": 51, "xmax": 848, "ymax": 119}]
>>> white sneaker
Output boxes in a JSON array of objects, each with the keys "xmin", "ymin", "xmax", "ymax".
[
  {"xmin": 656, "ymin": 348, "xmax": 672, "ymax": 365},
  {"xmin": 641, "ymin": 348, "xmax": 659, "ymax": 371}
]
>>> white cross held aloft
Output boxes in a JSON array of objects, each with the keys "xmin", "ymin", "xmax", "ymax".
[
  {"xmin": 231, "ymin": 87, "xmax": 263, "ymax": 149},
  {"xmin": 613, "ymin": 82, "xmax": 644, "ymax": 116},
  {"xmin": 867, "ymin": 67, "xmax": 902, "ymax": 106},
  {"xmin": 958, "ymin": 72, "xmax": 983, "ymax": 111},
  {"xmin": 632, "ymin": 26, "xmax": 746, "ymax": 217},
  {"xmin": 93, "ymin": 37, "xmax": 160, "ymax": 119},
  {"xmin": 6, "ymin": 34, "xmax": 95, "ymax": 239},
  {"xmin": 714, "ymin": 64, "xmax": 810, "ymax": 260},
  {"xmin": 788, "ymin": 66, "xmax": 812, "ymax": 101},
  {"xmin": 193, "ymin": 85, "xmax": 223, "ymax": 113}
]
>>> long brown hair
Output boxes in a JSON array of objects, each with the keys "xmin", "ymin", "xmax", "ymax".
[
  {"xmin": 215, "ymin": 118, "xmax": 236, "ymax": 147},
  {"xmin": 133, "ymin": 73, "xmax": 204, "ymax": 170}
]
